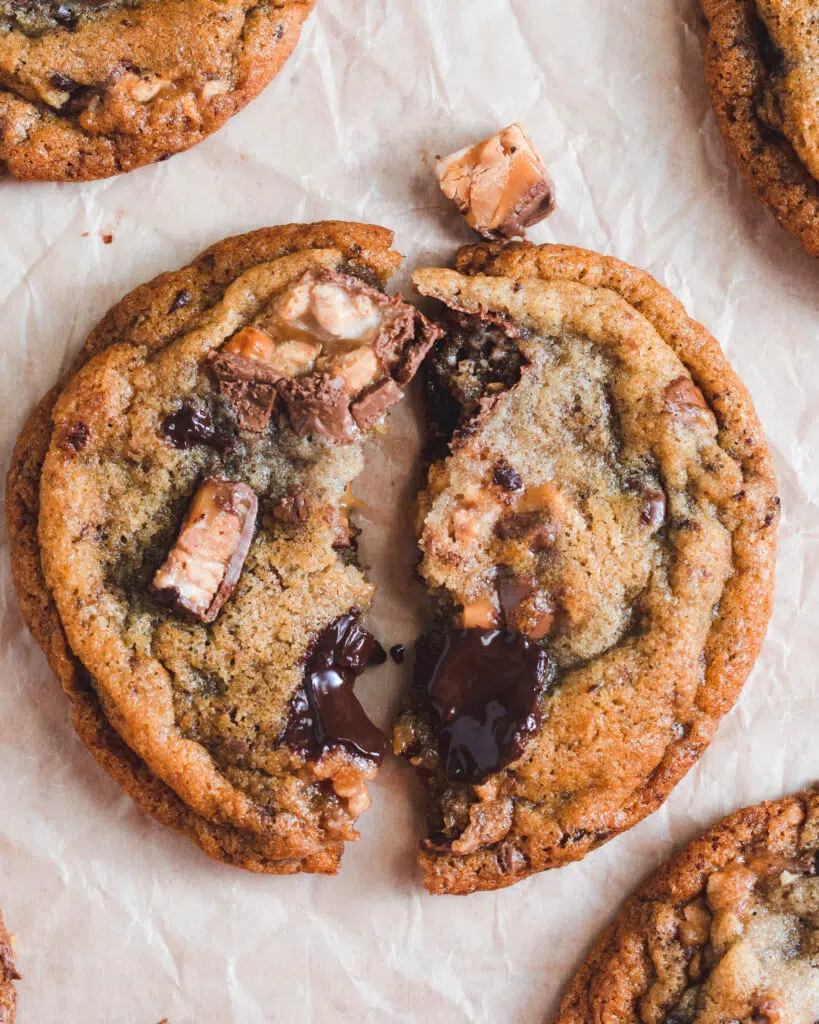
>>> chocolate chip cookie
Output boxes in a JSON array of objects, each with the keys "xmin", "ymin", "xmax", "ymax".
[
  {"xmin": 555, "ymin": 790, "xmax": 819, "ymax": 1023},
  {"xmin": 0, "ymin": 0, "xmax": 315, "ymax": 181},
  {"xmin": 7, "ymin": 221, "xmax": 439, "ymax": 874},
  {"xmin": 698, "ymin": 0, "xmax": 819, "ymax": 256},
  {"xmin": 0, "ymin": 911, "xmax": 17, "ymax": 1024},
  {"xmin": 394, "ymin": 241, "xmax": 779, "ymax": 895}
]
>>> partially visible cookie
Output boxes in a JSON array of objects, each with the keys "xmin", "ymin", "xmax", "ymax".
[
  {"xmin": 698, "ymin": 0, "xmax": 819, "ymax": 256},
  {"xmin": 0, "ymin": 0, "xmax": 315, "ymax": 181},
  {"xmin": 555, "ymin": 790, "xmax": 819, "ymax": 1023},
  {"xmin": 0, "ymin": 911, "xmax": 18, "ymax": 1024},
  {"xmin": 395, "ymin": 241, "xmax": 779, "ymax": 895},
  {"xmin": 7, "ymin": 221, "xmax": 439, "ymax": 874}
]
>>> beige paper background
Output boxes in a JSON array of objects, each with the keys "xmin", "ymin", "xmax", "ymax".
[{"xmin": 1, "ymin": 1, "xmax": 817, "ymax": 1020}]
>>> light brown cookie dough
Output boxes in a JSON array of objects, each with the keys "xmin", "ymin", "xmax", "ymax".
[
  {"xmin": 7, "ymin": 221, "xmax": 438, "ymax": 875},
  {"xmin": 555, "ymin": 790, "xmax": 819, "ymax": 1024},
  {"xmin": 0, "ymin": 910, "xmax": 18, "ymax": 1024},
  {"xmin": 697, "ymin": 0, "xmax": 819, "ymax": 256},
  {"xmin": 0, "ymin": 0, "xmax": 315, "ymax": 181},
  {"xmin": 394, "ymin": 241, "xmax": 779, "ymax": 895}
]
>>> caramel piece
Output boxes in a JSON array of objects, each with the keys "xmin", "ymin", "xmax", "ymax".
[
  {"xmin": 435, "ymin": 123, "xmax": 556, "ymax": 240},
  {"xmin": 664, "ymin": 376, "xmax": 709, "ymax": 423},
  {"xmin": 152, "ymin": 479, "xmax": 258, "ymax": 623}
]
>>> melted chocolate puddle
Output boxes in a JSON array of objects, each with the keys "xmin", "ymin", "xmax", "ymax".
[
  {"xmin": 418, "ymin": 628, "xmax": 554, "ymax": 784},
  {"xmin": 283, "ymin": 614, "xmax": 388, "ymax": 762}
]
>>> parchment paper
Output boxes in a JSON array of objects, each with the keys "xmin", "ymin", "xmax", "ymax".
[{"xmin": 1, "ymin": 1, "xmax": 817, "ymax": 1020}]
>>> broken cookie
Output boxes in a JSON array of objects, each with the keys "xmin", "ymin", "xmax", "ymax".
[
  {"xmin": 395, "ymin": 241, "xmax": 779, "ymax": 894},
  {"xmin": 9, "ymin": 222, "xmax": 434, "ymax": 876},
  {"xmin": 435, "ymin": 123, "xmax": 556, "ymax": 240}
]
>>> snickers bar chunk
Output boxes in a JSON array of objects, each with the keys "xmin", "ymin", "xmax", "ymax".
[
  {"xmin": 394, "ymin": 243, "xmax": 777, "ymax": 894},
  {"xmin": 152, "ymin": 479, "xmax": 257, "ymax": 624},
  {"xmin": 30, "ymin": 223, "xmax": 416, "ymax": 876},
  {"xmin": 435, "ymin": 123, "xmax": 556, "ymax": 240},
  {"xmin": 210, "ymin": 268, "xmax": 441, "ymax": 441}
]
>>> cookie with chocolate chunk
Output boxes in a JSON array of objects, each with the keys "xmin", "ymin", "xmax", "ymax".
[
  {"xmin": 0, "ymin": 0, "xmax": 315, "ymax": 181},
  {"xmin": 394, "ymin": 241, "xmax": 779, "ymax": 894},
  {"xmin": 0, "ymin": 910, "xmax": 17, "ymax": 1024},
  {"xmin": 697, "ymin": 0, "xmax": 819, "ymax": 256},
  {"xmin": 7, "ymin": 221, "xmax": 439, "ymax": 874},
  {"xmin": 555, "ymin": 789, "xmax": 819, "ymax": 1023}
]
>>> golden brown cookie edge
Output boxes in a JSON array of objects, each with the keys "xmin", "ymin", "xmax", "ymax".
[
  {"xmin": 553, "ymin": 789, "xmax": 818, "ymax": 1023},
  {"xmin": 697, "ymin": 0, "xmax": 819, "ymax": 257},
  {"xmin": 412, "ymin": 241, "xmax": 779, "ymax": 894},
  {"xmin": 5, "ymin": 220, "xmax": 402, "ymax": 875},
  {"xmin": 0, "ymin": 0, "xmax": 316, "ymax": 182}
]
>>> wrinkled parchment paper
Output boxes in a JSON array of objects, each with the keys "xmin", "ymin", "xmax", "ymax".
[{"xmin": 1, "ymin": 1, "xmax": 817, "ymax": 1020}]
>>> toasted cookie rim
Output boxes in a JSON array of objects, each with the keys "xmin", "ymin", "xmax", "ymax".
[
  {"xmin": 6, "ymin": 221, "xmax": 402, "ymax": 875},
  {"xmin": 697, "ymin": 0, "xmax": 819, "ymax": 257},
  {"xmin": 553, "ymin": 788, "xmax": 819, "ymax": 1023},
  {"xmin": 410, "ymin": 240, "xmax": 779, "ymax": 894},
  {"xmin": 0, "ymin": 0, "xmax": 316, "ymax": 182},
  {"xmin": 0, "ymin": 909, "xmax": 17, "ymax": 1024}
]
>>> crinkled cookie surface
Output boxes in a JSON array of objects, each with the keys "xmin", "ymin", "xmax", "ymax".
[
  {"xmin": 0, "ymin": 0, "xmax": 315, "ymax": 180},
  {"xmin": 394, "ymin": 242, "xmax": 779, "ymax": 894},
  {"xmin": 555, "ymin": 790, "xmax": 819, "ymax": 1024},
  {"xmin": 698, "ymin": 0, "xmax": 819, "ymax": 255},
  {"xmin": 7, "ymin": 221, "xmax": 438, "ymax": 875}
]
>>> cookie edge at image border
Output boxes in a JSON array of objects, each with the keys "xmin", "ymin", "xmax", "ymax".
[
  {"xmin": 0, "ymin": 0, "xmax": 316, "ymax": 182},
  {"xmin": 410, "ymin": 240, "xmax": 780, "ymax": 894},
  {"xmin": 697, "ymin": 0, "xmax": 819, "ymax": 257},
  {"xmin": 5, "ymin": 220, "xmax": 403, "ymax": 875},
  {"xmin": 0, "ymin": 908, "xmax": 18, "ymax": 1024},
  {"xmin": 553, "ymin": 788, "xmax": 819, "ymax": 1022}
]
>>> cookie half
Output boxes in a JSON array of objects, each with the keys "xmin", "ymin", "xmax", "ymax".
[
  {"xmin": 7, "ymin": 221, "xmax": 439, "ymax": 874},
  {"xmin": 698, "ymin": 0, "xmax": 819, "ymax": 256},
  {"xmin": 555, "ymin": 790, "xmax": 819, "ymax": 1023},
  {"xmin": 394, "ymin": 241, "xmax": 779, "ymax": 894},
  {"xmin": 0, "ymin": 0, "xmax": 315, "ymax": 181},
  {"xmin": 0, "ymin": 911, "xmax": 17, "ymax": 1024}
]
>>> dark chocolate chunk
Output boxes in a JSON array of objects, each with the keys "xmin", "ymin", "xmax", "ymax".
[
  {"xmin": 493, "ymin": 462, "xmax": 523, "ymax": 492},
  {"xmin": 418, "ymin": 628, "xmax": 554, "ymax": 784},
  {"xmin": 282, "ymin": 614, "xmax": 388, "ymax": 762},
  {"xmin": 640, "ymin": 487, "xmax": 666, "ymax": 530},
  {"xmin": 271, "ymin": 492, "xmax": 310, "ymax": 525},
  {"xmin": 664, "ymin": 376, "xmax": 708, "ymax": 422},
  {"xmin": 59, "ymin": 421, "xmax": 90, "ymax": 452},
  {"xmin": 161, "ymin": 405, "xmax": 230, "ymax": 451},
  {"xmin": 168, "ymin": 288, "xmax": 192, "ymax": 313},
  {"xmin": 390, "ymin": 643, "xmax": 406, "ymax": 664}
]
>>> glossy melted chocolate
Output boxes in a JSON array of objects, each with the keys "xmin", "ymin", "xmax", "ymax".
[
  {"xmin": 283, "ymin": 614, "xmax": 388, "ymax": 762},
  {"xmin": 419, "ymin": 628, "xmax": 554, "ymax": 784},
  {"xmin": 162, "ymin": 405, "xmax": 231, "ymax": 452}
]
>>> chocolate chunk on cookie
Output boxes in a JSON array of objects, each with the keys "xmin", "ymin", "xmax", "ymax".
[
  {"xmin": 555, "ymin": 790, "xmax": 819, "ymax": 1024},
  {"xmin": 0, "ymin": 0, "xmax": 316, "ymax": 181},
  {"xmin": 7, "ymin": 221, "xmax": 437, "ymax": 875},
  {"xmin": 697, "ymin": 0, "xmax": 819, "ymax": 256},
  {"xmin": 394, "ymin": 241, "xmax": 779, "ymax": 894}
]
